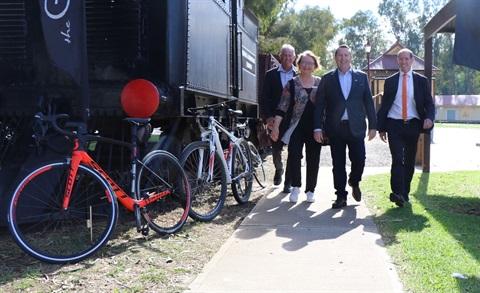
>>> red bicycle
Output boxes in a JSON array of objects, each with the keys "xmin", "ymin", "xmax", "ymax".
[{"xmin": 7, "ymin": 113, "xmax": 191, "ymax": 264}]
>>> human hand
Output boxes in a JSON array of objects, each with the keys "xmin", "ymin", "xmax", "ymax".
[
  {"xmin": 367, "ymin": 129, "xmax": 376, "ymax": 141},
  {"xmin": 313, "ymin": 130, "xmax": 324, "ymax": 144},
  {"xmin": 270, "ymin": 127, "xmax": 279, "ymax": 141},
  {"xmin": 423, "ymin": 118, "xmax": 433, "ymax": 129},
  {"xmin": 266, "ymin": 117, "xmax": 275, "ymax": 130},
  {"xmin": 379, "ymin": 132, "xmax": 387, "ymax": 143}
]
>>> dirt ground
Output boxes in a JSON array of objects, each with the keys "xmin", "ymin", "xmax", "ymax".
[
  {"xmin": 0, "ymin": 164, "xmax": 274, "ymax": 293},
  {"xmin": 0, "ymin": 136, "xmax": 390, "ymax": 293}
]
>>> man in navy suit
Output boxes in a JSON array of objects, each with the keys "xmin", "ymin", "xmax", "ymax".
[
  {"xmin": 261, "ymin": 44, "xmax": 296, "ymax": 192},
  {"xmin": 314, "ymin": 45, "xmax": 377, "ymax": 209},
  {"xmin": 377, "ymin": 48, "xmax": 435, "ymax": 207}
]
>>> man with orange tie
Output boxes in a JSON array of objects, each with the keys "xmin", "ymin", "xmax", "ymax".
[{"xmin": 377, "ymin": 48, "xmax": 435, "ymax": 207}]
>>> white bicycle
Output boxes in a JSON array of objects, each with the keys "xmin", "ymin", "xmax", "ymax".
[{"xmin": 180, "ymin": 100, "xmax": 253, "ymax": 222}]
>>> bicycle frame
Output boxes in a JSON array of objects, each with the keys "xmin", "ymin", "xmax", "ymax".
[
  {"xmin": 63, "ymin": 136, "xmax": 170, "ymax": 212},
  {"xmin": 7, "ymin": 113, "xmax": 191, "ymax": 264},
  {"xmin": 197, "ymin": 115, "xmax": 250, "ymax": 184}
]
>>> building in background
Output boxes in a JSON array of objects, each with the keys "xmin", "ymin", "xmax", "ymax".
[{"xmin": 435, "ymin": 95, "xmax": 480, "ymax": 122}]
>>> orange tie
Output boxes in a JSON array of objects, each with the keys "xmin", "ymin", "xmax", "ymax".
[{"xmin": 402, "ymin": 73, "xmax": 408, "ymax": 120}]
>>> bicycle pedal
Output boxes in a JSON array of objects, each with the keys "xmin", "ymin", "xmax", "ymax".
[{"xmin": 140, "ymin": 226, "xmax": 150, "ymax": 236}]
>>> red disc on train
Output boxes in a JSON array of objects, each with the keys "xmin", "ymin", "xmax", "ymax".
[{"xmin": 121, "ymin": 79, "xmax": 159, "ymax": 118}]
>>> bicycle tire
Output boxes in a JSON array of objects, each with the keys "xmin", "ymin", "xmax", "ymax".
[
  {"xmin": 248, "ymin": 141, "xmax": 267, "ymax": 188},
  {"xmin": 231, "ymin": 138, "xmax": 253, "ymax": 204},
  {"xmin": 137, "ymin": 150, "xmax": 191, "ymax": 234},
  {"xmin": 179, "ymin": 141, "xmax": 227, "ymax": 222},
  {"xmin": 8, "ymin": 162, "xmax": 118, "ymax": 264}
]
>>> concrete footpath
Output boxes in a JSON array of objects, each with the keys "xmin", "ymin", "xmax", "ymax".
[
  {"xmin": 186, "ymin": 127, "xmax": 480, "ymax": 293},
  {"xmin": 186, "ymin": 167, "xmax": 402, "ymax": 293}
]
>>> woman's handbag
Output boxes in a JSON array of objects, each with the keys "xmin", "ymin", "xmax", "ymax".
[
  {"xmin": 257, "ymin": 121, "xmax": 271, "ymax": 149},
  {"xmin": 321, "ymin": 114, "xmax": 329, "ymax": 146}
]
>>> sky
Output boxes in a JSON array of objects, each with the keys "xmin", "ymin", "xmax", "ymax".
[{"xmin": 293, "ymin": 0, "xmax": 382, "ymax": 19}]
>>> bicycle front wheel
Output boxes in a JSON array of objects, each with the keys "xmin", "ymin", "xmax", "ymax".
[
  {"xmin": 8, "ymin": 162, "xmax": 118, "ymax": 264},
  {"xmin": 137, "ymin": 150, "xmax": 191, "ymax": 234},
  {"xmin": 232, "ymin": 138, "xmax": 253, "ymax": 204},
  {"xmin": 248, "ymin": 141, "xmax": 267, "ymax": 188},
  {"xmin": 180, "ymin": 141, "xmax": 227, "ymax": 222}
]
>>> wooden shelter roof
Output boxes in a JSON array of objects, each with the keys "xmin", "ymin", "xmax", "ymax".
[
  {"xmin": 363, "ymin": 40, "xmax": 440, "ymax": 72},
  {"xmin": 436, "ymin": 95, "xmax": 480, "ymax": 107}
]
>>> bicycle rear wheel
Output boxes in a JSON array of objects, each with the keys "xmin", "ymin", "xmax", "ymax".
[
  {"xmin": 180, "ymin": 141, "xmax": 227, "ymax": 222},
  {"xmin": 248, "ymin": 141, "xmax": 267, "ymax": 188},
  {"xmin": 137, "ymin": 150, "xmax": 191, "ymax": 234},
  {"xmin": 232, "ymin": 138, "xmax": 253, "ymax": 204},
  {"xmin": 8, "ymin": 162, "xmax": 118, "ymax": 264}
]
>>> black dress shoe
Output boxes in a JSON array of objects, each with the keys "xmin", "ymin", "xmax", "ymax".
[
  {"xmin": 282, "ymin": 184, "xmax": 292, "ymax": 193},
  {"xmin": 273, "ymin": 168, "xmax": 283, "ymax": 185},
  {"xmin": 348, "ymin": 180, "xmax": 361, "ymax": 202},
  {"xmin": 389, "ymin": 193, "xmax": 404, "ymax": 207},
  {"xmin": 331, "ymin": 199, "xmax": 347, "ymax": 209},
  {"xmin": 403, "ymin": 194, "xmax": 410, "ymax": 203}
]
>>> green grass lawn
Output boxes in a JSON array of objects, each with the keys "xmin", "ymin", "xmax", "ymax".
[
  {"xmin": 362, "ymin": 171, "xmax": 480, "ymax": 293},
  {"xmin": 435, "ymin": 123, "xmax": 480, "ymax": 129}
]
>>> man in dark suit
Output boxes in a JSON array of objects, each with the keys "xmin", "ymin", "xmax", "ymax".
[
  {"xmin": 261, "ymin": 44, "xmax": 296, "ymax": 192},
  {"xmin": 377, "ymin": 48, "xmax": 435, "ymax": 207},
  {"xmin": 314, "ymin": 45, "xmax": 377, "ymax": 209}
]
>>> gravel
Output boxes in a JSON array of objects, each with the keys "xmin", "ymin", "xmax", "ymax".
[{"xmin": 318, "ymin": 136, "xmax": 391, "ymax": 167}]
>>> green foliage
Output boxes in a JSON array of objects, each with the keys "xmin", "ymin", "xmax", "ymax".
[
  {"xmin": 257, "ymin": 35, "xmax": 290, "ymax": 56},
  {"xmin": 245, "ymin": 0, "xmax": 292, "ymax": 34},
  {"xmin": 378, "ymin": 0, "xmax": 449, "ymax": 53},
  {"xmin": 265, "ymin": 6, "xmax": 338, "ymax": 69},
  {"xmin": 435, "ymin": 34, "xmax": 480, "ymax": 95},
  {"xmin": 362, "ymin": 171, "xmax": 480, "ymax": 293},
  {"xmin": 338, "ymin": 10, "xmax": 389, "ymax": 69},
  {"xmin": 376, "ymin": 0, "xmax": 480, "ymax": 94},
  {"xmin": 251, "ymin": 0, "xmax": 480, "ymax": 94}
]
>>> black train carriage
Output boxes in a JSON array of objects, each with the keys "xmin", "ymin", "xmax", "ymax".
[{"xmin": 0, "ymin": 0, "xmax": 259, "ymax": 223}]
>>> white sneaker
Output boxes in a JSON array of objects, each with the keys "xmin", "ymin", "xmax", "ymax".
[
  {"xmin": 289, "ymin": 187, "xmax": 300, "ymax": 203},
  {"xmin": 306, "ymin": 191, "xmax": 315, "ymax": 203}
]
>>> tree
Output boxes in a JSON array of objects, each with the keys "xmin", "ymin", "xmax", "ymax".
[
  {"xmin": 338, "ymin": 10, "xmax": 389, "ymax": 69},
  {"xmin": 378, "ymin": 0, "xmax": 480, "ymax": 95},
  {"xmin": 433, "ymin": 34, "xmax": 455, "ymax": 94},
  {"xmin": 267, "ymin": 6, "xmax": 338, "ymax": 69},
  {"xmin": 244, "ymin": 0, "xmax": 292, "ymax": 34},
  {"xmin": 378, "ymin": 0, "xmax": 451, "ymax": 56},
  {"xmin": 249, "ymin": 0, "xmax": 480, "ymax": 95}
]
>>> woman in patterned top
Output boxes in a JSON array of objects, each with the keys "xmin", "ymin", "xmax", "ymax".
[{"xmin": 270, "ymin": 50, "xmax": 323, "ymax": 204}]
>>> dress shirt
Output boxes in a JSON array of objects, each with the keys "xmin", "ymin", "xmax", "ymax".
[
  {"xmin": 338, "ymin": 69, "xmax": 352, "ymax": 120},
  {"xmin": 277, "ymin": 65, "xmax": 296, "ymax": 88},
  {"xmin": 387, "ymin": 70, "xmax": 419, "ymax": 120}
]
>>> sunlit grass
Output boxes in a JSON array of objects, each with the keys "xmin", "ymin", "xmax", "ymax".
[
  {"xmin": 435, "ymin": 123, "xmax": 480, "ymax": 129},
  {"xmin": 363, "ymin": 171, "xmax": 480, "ymax": 293}
]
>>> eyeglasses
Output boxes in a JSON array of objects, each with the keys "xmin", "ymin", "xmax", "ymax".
[{"xmin": 299, "ymin": 61, "xmax": 315, "ymax": 66}]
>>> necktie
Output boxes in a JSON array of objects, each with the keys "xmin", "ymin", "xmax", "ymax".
[{"xmin": 402, "ymin": 73, "xmax": 407, "ymax": 120}]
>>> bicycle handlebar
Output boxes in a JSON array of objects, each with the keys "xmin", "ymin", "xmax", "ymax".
[{"xmin": 34, "ymin": 112, "xmax": 82, "ymax": 137}]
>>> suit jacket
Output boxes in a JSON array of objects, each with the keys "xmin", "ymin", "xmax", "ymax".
[
  {"xmin": 261, "ymin": 67, "xmax": 296, "ymax": 120},
  {"xmin": 377, "ymin": 71, "xmax": 435, "ymax": 133},
  {"xmin": 314, "ymin": 68, "xmax": 377, "ymax": 138}
]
